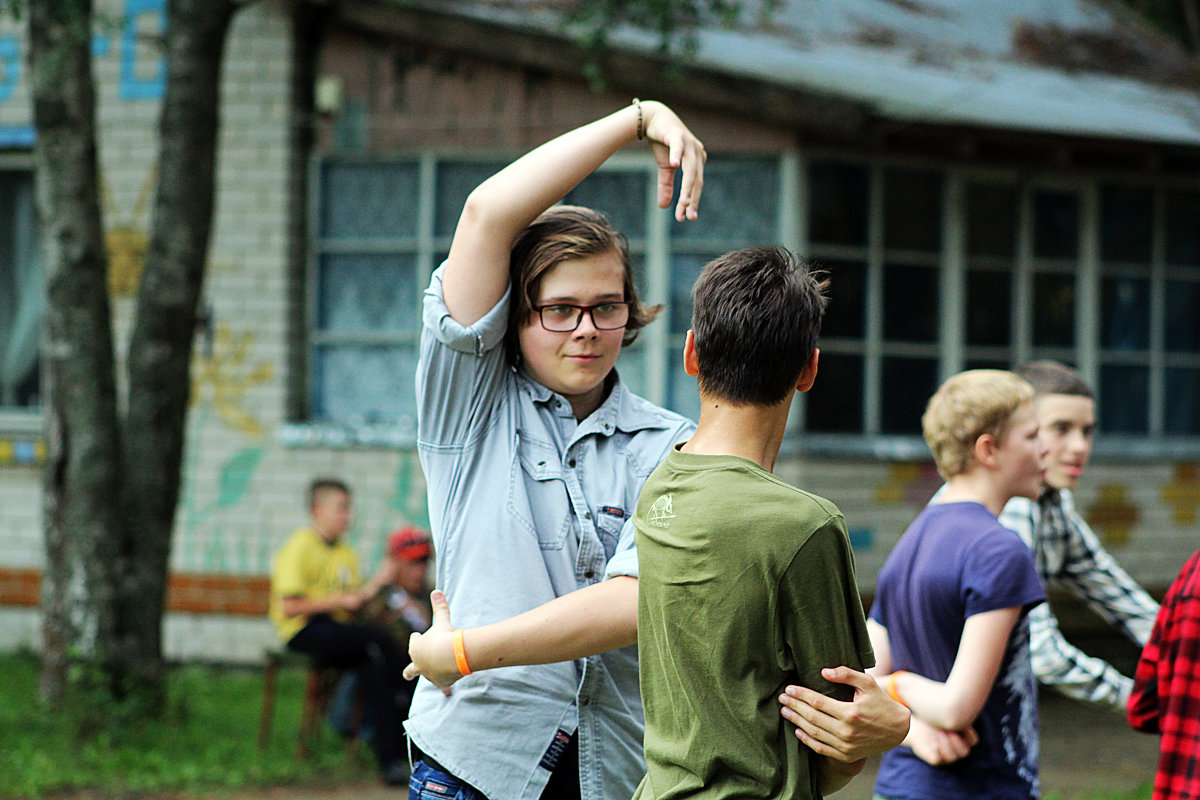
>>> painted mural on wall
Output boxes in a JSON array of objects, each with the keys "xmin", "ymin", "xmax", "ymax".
[
  {"xmin": 868, "ymin": 460, "xmax": 1185, "ymax": 557},
  {"xmin": 876, "ymin": 462, "xmax": 943, "ymax": 508},
  {"xmin": 1085, "ymin": 484, "xmax": 1141, "ymax": 547},
  {"xmin": 104, "ymin": 167, "xmax": 155, "ymax": 298},
  {"xmin": 0, "ymin": 0, "xmax": 167, "ymax": 145},
  {"xmin": 180, "ymin": 322, "xmax": 274, "ymax": 573},
  {"xmin": 1163, "ymin": 462, "xmax": 1200, "ymax": 526}
]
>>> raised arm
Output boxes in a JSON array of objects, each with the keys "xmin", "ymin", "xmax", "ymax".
[
  {"xmin": 404, "ymin": 577, "xmax": 638, "ymax": 688},
  {"xmin": 442, "ymin": 101, "xmax": 706, "ymax": 325}
]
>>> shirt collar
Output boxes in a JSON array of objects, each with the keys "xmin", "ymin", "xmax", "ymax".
[{"xmin": 516, "ymin": 368, "xmax": 682, "ymax": 436}]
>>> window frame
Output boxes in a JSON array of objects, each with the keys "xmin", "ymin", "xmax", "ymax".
[
  {"xmin": 0, "ymin": 151, "xmax": 43, "ymax": 434},
  {"xmin": 296, "ymin": 147, "xmax": 1200, "ymax": 458}
]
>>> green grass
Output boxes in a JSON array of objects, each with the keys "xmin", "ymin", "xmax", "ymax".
[
  {"xmin": 1046, "ymin": 789, "xmax": 1153, "ymax": 800},
  {"xmin": 0, "ymin": 650, "xmax": 375, "ymax": 798}
]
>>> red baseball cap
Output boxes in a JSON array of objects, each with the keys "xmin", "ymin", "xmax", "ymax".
[{"xmin": 388, "ymin": 525, "xmax": 432, "ymax": 560}]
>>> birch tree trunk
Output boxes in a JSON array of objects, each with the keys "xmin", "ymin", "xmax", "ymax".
[
  {"xmin": 29, "ymin": 0, "xmax": 124, "ymax": 704},
  {"xmin": 29, "ymin": 0, "xmax": 237, "ymax": 706}
]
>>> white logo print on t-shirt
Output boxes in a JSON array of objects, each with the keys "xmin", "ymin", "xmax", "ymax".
[{"xmin": 647, "ymin": 494, "xmax": 676, "ymax": 528}]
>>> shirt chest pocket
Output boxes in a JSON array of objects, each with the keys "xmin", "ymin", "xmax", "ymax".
[{"xmin": 509, "ymin": 436, "xmax": 573, "ymax": 550}]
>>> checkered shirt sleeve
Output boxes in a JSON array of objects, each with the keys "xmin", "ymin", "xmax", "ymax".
[{"xmin": 1000, "ymin": 490, "xmax": 1161, "ymax": 712}]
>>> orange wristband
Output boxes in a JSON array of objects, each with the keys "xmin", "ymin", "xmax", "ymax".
[
  {"xmin": 887, "ymin": 670, "xmax": 908, "ymax": 707},
  {"xmin": 453, "ymin": 628, "xmax": 472, "ymax": 676}
]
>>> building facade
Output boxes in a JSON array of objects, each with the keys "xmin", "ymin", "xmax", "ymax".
[{"xmin": 1, "ymin": 0, "xmax": 1198, "ymax": 662}]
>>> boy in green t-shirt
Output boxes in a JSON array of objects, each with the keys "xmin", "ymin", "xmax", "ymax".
[{"xmin": 632, "ymin": 247, "xmax": 893, "ymax": 799}]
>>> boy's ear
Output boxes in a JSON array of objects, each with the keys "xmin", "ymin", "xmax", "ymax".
[
  {"xmin": 683, "ymin": 330, "xmax": 699, "ymax": 377},
  {"xmin": 973, "ymin": 433, "xmax": 999, "ymax": 469},
  {"xmin": 795, "ymin": 348, "xmax": 820, "ymax": 393}
]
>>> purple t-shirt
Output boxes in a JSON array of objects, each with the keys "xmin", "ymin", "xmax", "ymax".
[{"xmin": 871, "ymin": 501, "xmax": 1046, "ymax": 800}]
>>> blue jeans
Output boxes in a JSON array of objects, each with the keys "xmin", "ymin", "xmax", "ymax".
[{"xmin": 409, "ymin": 759, "xmax": 488, "ymax": 800}]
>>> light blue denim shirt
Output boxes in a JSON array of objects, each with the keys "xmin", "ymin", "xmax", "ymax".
[{"xmin": 405, "ymin": 266, "xmax": 694, "ymax": 800}]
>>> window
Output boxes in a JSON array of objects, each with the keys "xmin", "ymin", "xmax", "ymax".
[
  {"xmin": 0, "ymin": 167, "xmax": 42, "ymax": 415},
  {"xmin": 306, "ymin": 153, "xmax": 775, "ymax": 431},
  {"xmin": 306, "ymin": 150, "xmax": 1200, "ymax": 455}
]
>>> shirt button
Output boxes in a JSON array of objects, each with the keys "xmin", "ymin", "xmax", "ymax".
[
  {"xmin": 568, "ymin": 459, "xmax": 577, "ymax": 468},
  {"xmin": 584, "ymin": 570, "xmax": 595, "ymax": 579},
  {"xmin": 583, "ymin": 511, "xmax": 592, "ymax": 520},
  {"xmin": 580, "ymin": 697, "xmax": 591, "ymax": 707}
]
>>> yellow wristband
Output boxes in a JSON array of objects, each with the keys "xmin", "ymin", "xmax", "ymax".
[
  {"xmin": 887, "ymin": 670, "xmax": 908, "ymax": 707},
  {"xmin": 453, "ymin": 628, "xmax": 472, "ymax": 676}
]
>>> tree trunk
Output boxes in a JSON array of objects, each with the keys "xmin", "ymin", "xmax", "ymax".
[
  {"xmin": 31, "ymin": 0, "xmax": 240, "ymax": 706},
  {"xmin": 117, "ymin": 0, "xmax": 236, "ymax": 697},
  {"xmin": 28, "ymin": 0, "xmax": 124, "ymax": 704}
]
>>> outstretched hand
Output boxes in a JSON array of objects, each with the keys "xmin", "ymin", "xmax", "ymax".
[
  {"xmin": 779, "ymin": 666, "xmax": 911, "ymax": 762},
  {"xmin": 641, "ymin": 101, "xmax": 706, "ymax": 223},
  {"xmin": 403, "ymin": 589, "xmax": 461, "ymax": 691}
]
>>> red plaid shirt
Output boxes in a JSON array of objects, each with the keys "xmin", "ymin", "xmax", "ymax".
[{"xmin": 1129, "ymin": 549, "xmax": 1200, "ymax": 800}]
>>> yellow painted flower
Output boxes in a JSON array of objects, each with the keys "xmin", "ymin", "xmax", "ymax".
[
  {"xmin": 103, "ymin": 167, "xmax": 157, "ymax": 298},
  {"xmin": 1162, "ymin": 462, "xmax": 1200, "ymax": 526},
  {"xmin": 191, "ymin": 325, "xmax": 273, "ymax": 439},
  {"xmin": 1086, "ymin": 484, "xmax": 1140, "ymax": 547}
]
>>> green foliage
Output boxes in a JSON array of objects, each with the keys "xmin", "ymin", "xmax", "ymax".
[
  {"xmin": 1112, "ymin": 0, "xmax": 1200, "ymax": 52},
  {"xmin": 565, "ymin": 0, "xmax": 782, "ymax": 53},
  {"xmin": 0, "ymin": 651, "xmax": 374, "ymax": 798}
]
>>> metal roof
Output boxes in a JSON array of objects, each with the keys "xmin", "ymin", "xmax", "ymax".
[{"xmin": 408, "ymin": 0, "xmax": 1200, "ymax": 147}]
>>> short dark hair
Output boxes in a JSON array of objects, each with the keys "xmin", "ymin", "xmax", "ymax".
[
  {"xmin": 309, "ymin": 477, "xmax": 350, "ymax": 508},
  {"xmin": 504, "ymin": 205, "xmax": 660, "ymax": 366},
  {"xmin": 690, "ymin": 247, "xmax": 829, "ymax": 405},
  {"xmin": 1014, "ymin": 360, "xmax": 1094, "ymax": 399}
]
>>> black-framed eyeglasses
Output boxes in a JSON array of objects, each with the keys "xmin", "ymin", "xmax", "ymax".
[{"xmin": 533, "ymin": 302, "xmax": 631, "ymax": 333}]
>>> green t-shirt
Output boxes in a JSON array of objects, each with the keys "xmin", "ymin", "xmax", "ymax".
[{"xmin": 633, "ymin": 447, "xmax": 873, "ymax": 800}]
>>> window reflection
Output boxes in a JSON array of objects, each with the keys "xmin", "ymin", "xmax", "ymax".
[
  {"xmin": 1101, "ymin": 186, "xmax": 1153, "ymax": 264},
  {"xmin": 810, "ymin": 161, "xmax": 869, "ymax": 246},
  {"xmin": 806, "ymin": 353, "xmax": 863, "ymax": 433},
  {"xmin": 881, "ymin": 357, "xmax": 938, "ymax": 435},
  {"xmin": 1033, "ymin": 272, "xmax": 1075, "ymax": 347},
  {"xmin": 668, "ymin": 255, "xmax": 713, "ymax": 335},
  {"xmin": 318, "ymin": 254, "xmax": 417, "ymax": 332},
  {"xmin": 1165, "ymin": 279, "xmax": 1200, "ymax": 354},
  {"xmin": 967, "ymin": 184, "xmax": 1017, "ymax": 259},
  {"xmin": 1165, "ymin": 368, "xmax": 1200, "ymax": 435},
  {"xmin": 966, "ymin": 270, "xmax": 1012, "ymax": 347},
  {"xmin": 321, "ymin": 161, "xmax": 420, "ymax": 239},
  {"xmin": 568, "ymin": 172, "xmax": 650, "ymax": 238},
  {"xmin": 1100, "ymin": 276, "xmax": 1150, "ymax": 351},
  {"xmin": 884, "ymin": 264, "xmax": 938, "ymax": 343},
  {"xmin": 819, "ymin": 260, "xmax": 866, "ymax": 339},
  {"xmin": 1034, "ymin": 189, "xmax": 1079, "ymax": 259},
  {"xmin": 1099, "ymin": 364, "xmax": 1149, "ymax": 434},
  {"xmin": 1166, "ymin": 190, "xmax": 1200, "ymax": 267},
  {"xmin": 884, "ymin": 168, "xmax": 942, "ymax": 252},
  {"xmin": 670, "ymin": 158, "xmax": 778, "ymax": 243},
  {"xmin": 436, "ymin": 162, "xmax": 506, "ymax": 237}
]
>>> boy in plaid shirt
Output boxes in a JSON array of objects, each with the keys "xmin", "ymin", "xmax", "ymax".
[{"xmin": 1128, "ymin": 549, "xmax": 1200, "ymax": 800}]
